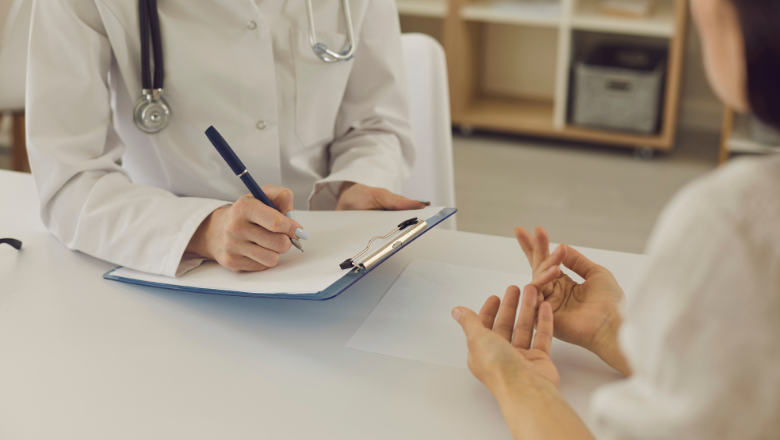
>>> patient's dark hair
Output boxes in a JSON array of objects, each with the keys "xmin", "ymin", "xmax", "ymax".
[{"xmin": 730, "ymin": 0, "xmax": 780, "ymax": 129}]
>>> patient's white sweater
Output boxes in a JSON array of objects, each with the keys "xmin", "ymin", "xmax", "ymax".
[{"xmin": 592, "ymin": 155, "xmax": 780, "ymax": 440}]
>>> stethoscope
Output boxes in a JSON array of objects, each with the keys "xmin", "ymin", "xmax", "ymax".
[{"xmin": 133, "ymin": 0, "xmax": 356, "ymax": 134}]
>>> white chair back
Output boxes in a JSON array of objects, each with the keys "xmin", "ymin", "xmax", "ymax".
[
  {"xmin": 0, "ymin": 0, "xmax": 32, "ymax": 111},
  {"xmin": 400, "ymin": 33, "xmax": 456, "ymax": 229}
]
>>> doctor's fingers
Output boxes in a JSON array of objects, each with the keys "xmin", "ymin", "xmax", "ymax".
[
  {"xmin": 222, "ymin": 253, "xmax": 270, "ymax": 273},
  {"xmin": 243, "ymin": 222, "xmax": 293, "ymax": 254},
  {"xmin": 261, "ymin": 185, "xmax": 295, "ymax": 214},
  {"xmin": 235, "ymin": 241, "xmax": 284, "ymax": 269},
  {"xmin": 237, "ymin": 197, "xmax": 305, "ymax": 240},
  {"xmin": 374, "ymin": 188, "xmax": 428, "ymax": 211}
]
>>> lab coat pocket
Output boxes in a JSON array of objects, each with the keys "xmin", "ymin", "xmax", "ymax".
[{"xmin": 293, "ymin": 27, "xmax": 356, "ymax": 147}]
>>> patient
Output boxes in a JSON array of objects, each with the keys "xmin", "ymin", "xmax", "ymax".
[{"xmin": 452, "ymin": 0, "xmax": 780, "ymax": 438}]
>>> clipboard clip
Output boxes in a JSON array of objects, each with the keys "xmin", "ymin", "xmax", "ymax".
[{"xmin": 340, "ymin": 217, "xmax": 428, "ymax": 271}]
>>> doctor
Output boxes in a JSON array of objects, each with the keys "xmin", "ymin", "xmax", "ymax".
[{"xmin": 26, "ymin": 0, "xmax": 426, "ymax": 277}]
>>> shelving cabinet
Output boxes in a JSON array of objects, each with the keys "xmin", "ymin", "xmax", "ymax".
[{"xmin": 396, "ymin": 0, "xmax": 688, "ymax": 151}]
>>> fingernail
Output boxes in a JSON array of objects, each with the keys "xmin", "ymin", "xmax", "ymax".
[
  {"xmin": 415, "ymin": 199, "xmax": 431, "ymax": 204},
  {"xmin": 451, "ymin": 308, "xmax": 461, "ymax": 321},
  {"xmin": 285, "ymin": 211, "xmax": 296, "ymax": 220},
  {"xmin": 295, "ymin": 228, "xmax": 309, "ymax": 240}
]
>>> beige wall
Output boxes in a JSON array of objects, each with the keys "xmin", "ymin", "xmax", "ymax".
[
  {"xmin": 0, "ymin": 0, "xmax": 14, "ymax": 44},
  {"xmin": 678, "ymin": 15, "xmax": 723, "ymax": 132}
]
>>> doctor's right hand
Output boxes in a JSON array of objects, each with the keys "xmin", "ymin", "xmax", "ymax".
[{"xmin": 186, "ymin": 186, "xmax": 307, "ymax": 272}]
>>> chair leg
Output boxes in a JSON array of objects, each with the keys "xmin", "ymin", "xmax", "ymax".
[{"xmin": 11, "ymin": 112, "xmax": 30, "ymax": 173}]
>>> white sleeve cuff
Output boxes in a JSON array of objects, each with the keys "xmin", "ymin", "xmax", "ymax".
[
  {"xmin": 164, "ymin": 200, "xmax": 231, "ymax": 278},
  {"xmin": 308, "ymin": 169, "xmax": 401, "ymax": 211}
]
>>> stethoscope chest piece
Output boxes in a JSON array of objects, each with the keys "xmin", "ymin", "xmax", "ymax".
[{"xmin": 133, "ymin": 88, "xmax": 170, "ymax": 133}]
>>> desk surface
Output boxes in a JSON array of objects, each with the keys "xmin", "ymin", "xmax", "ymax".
[{"xmin": 0, "ymin": 170, "xmax": 648, "ymax": 440}]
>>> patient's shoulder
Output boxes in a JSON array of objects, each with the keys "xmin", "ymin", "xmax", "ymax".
[
  {"xmin": 695, "ymin": 156, "xmax": 780, "ymax": 225},
  {"xmin": 657, "ymin": 155, "xmax": 780, "ymax": 252}
]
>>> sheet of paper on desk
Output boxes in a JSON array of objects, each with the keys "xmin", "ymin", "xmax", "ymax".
[
  {"xmin": 109, "ymin": 207, "xmax": 444, "ymax": 295},
  {"xmin": 346, "ymin": 259, "xmax": 616, "ymax": 374}
]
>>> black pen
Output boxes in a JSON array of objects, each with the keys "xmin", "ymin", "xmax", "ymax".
[{"xmin": 205, "ymin": 126, "xmax": 305, "ymax": 251}]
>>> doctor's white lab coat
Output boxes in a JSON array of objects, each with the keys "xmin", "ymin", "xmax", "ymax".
[{"xmin": 26, "ymin": 0, "xmax": 414, "ymax": 277}]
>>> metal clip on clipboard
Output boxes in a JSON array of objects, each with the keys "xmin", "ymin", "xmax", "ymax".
[{"xmin": 339, "ymin": 217, "xmax": 428, "ymax": 271}]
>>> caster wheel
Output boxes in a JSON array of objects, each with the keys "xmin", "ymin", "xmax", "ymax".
[
  {"xmin": 458, "ymin": 125, "xmax": 475, "ymax": 136},
  {"xmin": 635, "ymin": 146, "xmax": 655, "ymax": 160}
]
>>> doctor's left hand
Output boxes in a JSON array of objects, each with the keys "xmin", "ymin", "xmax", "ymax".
[
  {"xmin": 336, "ymin": 183, "xmax": 430, "ymax": 211},
  {"xmin": 186, "ymin": 186, "xmax": 306, "ymax": 272}
]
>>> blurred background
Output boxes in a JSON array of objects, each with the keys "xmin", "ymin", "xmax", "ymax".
[{"xmin": 1, "ymin": 0, "xmax": 778, "ymax": 254}]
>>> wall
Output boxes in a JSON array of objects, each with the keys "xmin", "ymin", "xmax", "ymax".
[
  {"xmin": 0, "ymin": 0, "xmax": 14, "ymax": 45},
  {"xmin": 677, "ymin": 15, "xmax": 723, "ymax": 132}
]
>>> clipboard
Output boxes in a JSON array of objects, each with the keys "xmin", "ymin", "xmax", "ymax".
[{"xmin": 104, "ymin": 208, "xmax": 457, "ymax": 301}]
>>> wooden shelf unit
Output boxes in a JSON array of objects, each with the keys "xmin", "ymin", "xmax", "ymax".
[
  {"xmin": 397, "ymin": 0, "xmax": 688, "ymax": 151},
  {"xmin": 397, "ymin": 0, "xmax": 449, "ymax": 18},
  {"xmin": 571, "ymin": 0, "xmax": 676, "ymax": 37},
  {"xmin": 460, "ymin": 1, "xmax": 561, "ymax": 27}
]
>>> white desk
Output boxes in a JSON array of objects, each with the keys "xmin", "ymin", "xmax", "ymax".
[{"xmin": 0, "ymin": 170, "xmax": 648, "ymax": 439}]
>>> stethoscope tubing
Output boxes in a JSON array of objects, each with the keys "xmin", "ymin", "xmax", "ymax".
[
  {"xmin": 133, "ymin": 0, "xmax": 356, "ymax": 133},
  {"xmin": 139, "ymin": 0, "xmax": 164, "ymax": 90},
  {"xmin": 306, "ymin": 0, "xmax": 356, "ymax": 63}
]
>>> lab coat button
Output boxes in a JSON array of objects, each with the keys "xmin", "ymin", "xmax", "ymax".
[
  {"xmin": 256, "ymin": 120, "xmax": 267, "ymax": 130},
  {"xmin": 247, "ymin": 21, "xmax": 257, "ymax": 30}
]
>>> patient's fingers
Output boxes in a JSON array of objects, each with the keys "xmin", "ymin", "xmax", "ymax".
[
  {"xmin": 533, "ymin": 227, "xmax": 550, "ymax": 271},
  {"xmin": 512, "ymin": 284, "xmax": 539, "ymax": 349},
  {"xmin": 562, "ymin": 245, "xmax": 611, "ymax": 280},
  {"xmin": 536, "ymin": 245, "xmax": 566, "ymax": 276},
  {"xmin": 532, "ymin": 265, "xmax": 561, "ymax": 289},
  {"xmin": 532, "ymin": 302, "xmax": 554, "ymax": 355},
  {"xmin": 479, "ymin": 295, "xmax": 501, "ymax": 329},
  {"xmin": 493, "ymin": 286, "xmax": 521, "ymax": 341},
  {"xmin": 514, "ymin": 227, "xmax": 535, "ymax": 266}
]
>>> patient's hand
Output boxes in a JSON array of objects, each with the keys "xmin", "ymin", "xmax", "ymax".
[
  {"xmin": 515, "ymin": 226, "xmax": 631, "ymax": 376},
  {"xmin": 454, "ymin": 285, "xmax": 596, "ymax": 440},
  {"xmin": 452, "ymin": 284, "xmax": 559, "ymax": 392}
]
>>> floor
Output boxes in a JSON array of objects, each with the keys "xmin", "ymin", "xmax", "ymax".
[
  {"xmin": 452, "ymin": 130, "xmax": 720, "ymax": 254},
  {"xmin": 0, "ymin": 120, "xmax": 721, "ymax": 254}
]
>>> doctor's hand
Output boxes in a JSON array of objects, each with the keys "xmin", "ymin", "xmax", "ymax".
[
  {"xmin": 515, "ymin": 226, "xmax": 630, "ymax": 376},
  {"xmin": 186, "ymin": 186, "xmax": 307, "ymax": 272},
  {"xmin": 335, "ymin": 183, "xmax": 430, "ymax": 211}
]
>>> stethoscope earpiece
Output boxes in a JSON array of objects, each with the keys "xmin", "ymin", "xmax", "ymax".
[{"xmin": 305, "ymin": 0, "xmax": 356, "ymax": 63}]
